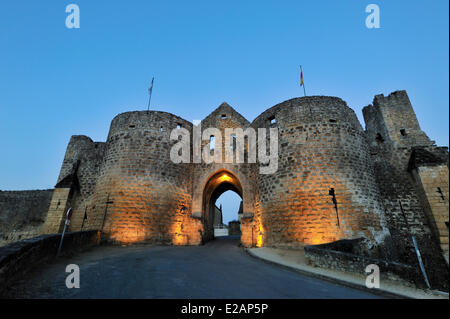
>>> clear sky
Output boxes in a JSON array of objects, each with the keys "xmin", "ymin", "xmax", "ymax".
[{"xmin": 0, "ymin": 0, "xmax": 448, "ymax": 221}]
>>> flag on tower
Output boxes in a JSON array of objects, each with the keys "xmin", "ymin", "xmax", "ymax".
[
  {"xmin": 300, "ymin": 66, "xmax": 306, "ymax": 96},
  {"xmin": 300, "ymin": 68, "xmax": 304, "ymax": 86}
]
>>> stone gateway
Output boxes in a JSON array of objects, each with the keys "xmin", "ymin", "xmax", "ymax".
[{"xmin": 37, "ymin": 90, "xmax": 448, "ymax": 288}]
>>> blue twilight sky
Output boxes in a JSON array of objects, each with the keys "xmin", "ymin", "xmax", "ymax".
[{"xmin": 0, "ymin": 1, "xmax": 448, "ymax": 223}]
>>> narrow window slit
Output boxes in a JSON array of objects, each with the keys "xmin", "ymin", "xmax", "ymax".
[
  {"xmin": 328, "ymin": 188, "xmax": 340, "ymax": 227},
  {"xmin": 437, "ymin": 187, "xmax": 445, "ymax": 201},
  {"xmin": 210, "ymin": 136, "xmax": 215, "ymax": 151},
  {"xmin": 376, "ymin": 133, "xmax": 384, "ymax": 144}
]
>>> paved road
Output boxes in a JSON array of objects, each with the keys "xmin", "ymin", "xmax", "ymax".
[{"xmin": 6, "ymin": 236, "xmax": 380, "ymax": 299}]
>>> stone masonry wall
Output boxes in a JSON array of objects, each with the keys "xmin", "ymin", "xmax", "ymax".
[
  {"xmin": 0, "ymin": 230, "xmax": 100, "ymax": 297},
  {"xmin": 74, "ymin": 111, "xmax": 201, "ymax": 245},
  {"xmin": 363, "ymin": 91, "xmax": 449, "ymax": 290},
  {"xmin": 412, "ymin": 165, "xmax": 449, "ymax": 262},
  {"xmin": 191, "ymin": 102, "xmax": 258, "ymax": 244},
  {"xmin": 35, "ymin": 89, "xmax": 448, "ymax": 290},
  {"xmin": 42, "ymin": 135, "xmax": 106, "ymax": 235},
  {"xmin": 251, "ymin": 97, "xmax": 389, "ymax": 250},
  {"xmin": 56, "ymin": 135, "xmax": 106, "ymax": 198},
  {"xmin": 0, "ymin": 190, "xmax": 53, "ymax": 246}
]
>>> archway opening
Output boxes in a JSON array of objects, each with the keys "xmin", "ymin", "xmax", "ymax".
[
  {"xmin": 214, "ymin": 190, "xmax": 243, "ymax": 238},
  {"xmin": 201, "ymin": 170, "xmax": 243, "ymax": 243}
]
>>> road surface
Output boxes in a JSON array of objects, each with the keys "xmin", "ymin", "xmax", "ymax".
[{"xmin": 5, "ymin": 236, "xmax": 380, "ymax": 299}]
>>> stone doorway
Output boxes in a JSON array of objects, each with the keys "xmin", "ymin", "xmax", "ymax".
[{"xmin": 201, "ymin": 170, "xmax": 244, "ymax": 243}]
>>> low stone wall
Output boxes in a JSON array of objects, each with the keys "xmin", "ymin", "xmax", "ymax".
[
  {"xmin": 0, "ymin": 230, "xmax": 100, "ymax": 296},
  {"xmin": 0, "ymin": 189, "xmax": 54, "ymax": 246},
  {"xmin": 304, "ymin": 240, "xmax": 423, "ymax": 288}
]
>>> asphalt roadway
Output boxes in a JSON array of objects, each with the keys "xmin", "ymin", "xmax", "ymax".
[{"xmin": 5, "ymin": 236, "xmax": 381, "ymax": 299}]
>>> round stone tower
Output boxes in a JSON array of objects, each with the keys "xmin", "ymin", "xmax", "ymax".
[
  {"xmin": 87, "ymin": 111, "xmax": 200, "ymax": 245},
  {"xmin": 251, "ymin": 96, "xmax": 389, "ymax": 248}
]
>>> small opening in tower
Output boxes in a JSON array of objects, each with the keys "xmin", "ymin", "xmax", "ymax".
[
  {"xmin": 376, "ymin": 133, "xmax": 384, "ymax": 144},
  {"xmin": 129, "ymin": 124, "xmax": 136, "ymax": 128},
  {"xmin": 210, "ymin": 136, "xmax": 215, "ymax": 151},
  {"xmin": 269, "ymin": 116, "xmax": 276, "ymax": 125},
  {"xmin": 176, "ymin": 124, "xmax": 182, "ymax": 129},
  {"xmin": 160, "ymin": 126, "xmax": 163, "ymax": 132},
  {"xmin": 400, "ymin": 129, "xmax": 407, "ymax": 136},
  {"xmin": 231, "ymin": 134, "xmax": 237, "ymax": 151},
  {"xmin": 221, "ymin": 114, "xmax": 227, "ymax": 119},
  {"xmin": 329, "ymin": 119, "xmax": 337, "ymax": 123},
  {"xmin": 437, "ymin": 187, "xmax": 445, "ymax": 200}
]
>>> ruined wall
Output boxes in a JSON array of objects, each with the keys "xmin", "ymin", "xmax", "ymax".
[
  {"xmin": 408, "ymin": 147, "xmax": 449, "ymax": 264},
  {"xmin": 42, "ymin": 135, "xmax": 106, "ymax": 234},
  {"xmin": 412, "ymin": 165, "xmax": 449, "ymax": 262},
  {"xmin": 363, "ymin": 91, "xmax": 431, "ymax": 147},
  {"xmin": 363, "ymin": 91, "xmax": 449, "ymax": 290},
  {"xmin": 56, "ymin": 135, "xmax": 106, "ymax": 197},
  {"xmin": 251, "ymin": 97, "xmax": 389, "ymax": 250},
  {"xmin": 0, "ymin": 190, "xmax": 53, "ymax": 246}
]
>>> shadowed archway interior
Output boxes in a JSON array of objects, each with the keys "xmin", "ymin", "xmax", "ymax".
[{"xmin": 202, "ymin": 170, "xmax": 243, "ymax": 242}]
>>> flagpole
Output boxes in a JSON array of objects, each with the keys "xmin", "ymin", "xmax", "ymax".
[
  {"xmin": 300, "ymin": 65, "xmax": 306, "ymax": 97},
  {"xmin": 147, "ymin": 93, "xmax": 151, "ymax": 111},
  {"xmin": 147, "ymin": 77, "xmax": 154, "ymax": 111}
]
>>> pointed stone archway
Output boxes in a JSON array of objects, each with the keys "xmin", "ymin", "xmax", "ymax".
[{"xmin": 200, "ymin": 170, "xmax": 243, "ymax": 243}]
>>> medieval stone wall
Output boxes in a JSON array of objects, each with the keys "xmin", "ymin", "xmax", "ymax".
[
  {"xmin": 0, "ymin": 190, "xmax": 53, "ymax": 246},
  {"xmin": 2, "ymin": 88, "xmax": 443, "ymax": 290},
  {"xmin": 71, "ymin": 111, "xmax": 201, "ymax": 245},
  {"xmin": 42, "ymin": 135, "xmax": 106, "ymax": 234},
  {"xmin": 1, "ymin": 86, "xmax": 447, "ymax": 290},
  {"xmin": 412, "ymin": 165, "xmax": 449, "ymax": 262},
  {"xmin": 191, "ymin": 103, "xmax": 258, "ymax": 244},
  {"xmin": 251, "ymin": 97, "xmax": 389, "ymax": 249},
  {"xmin": 363, "ymin": 91, "xmax": 449, "ymax": 290}
]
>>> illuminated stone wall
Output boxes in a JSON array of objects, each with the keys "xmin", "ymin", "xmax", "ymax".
[
  {"xmin": 190, "ymin": 102, "xmax": 258, "ymax": 243},
  {"xmin": 412, "ymin": 164, "xmax": 449, "ymax": 262},
  {"xmin": 39, "ymin": 90, "xmax": 448, "ymax": 284},
  {"xmin": 64, "ymin": 111, "xmax": 201, "ymax": 245},
  {"xmin": 251, "ymin": 97, "xmax": 389, "ymax": 248}
]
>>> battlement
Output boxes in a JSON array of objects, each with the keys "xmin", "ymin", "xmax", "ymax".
[
  {"xmin": 372, "ymin": 90, "xmax": 411, "ymax": 108},
  {"xmin": 363, "ymin": 90, "xmax": 432, "ymax": 148}
]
